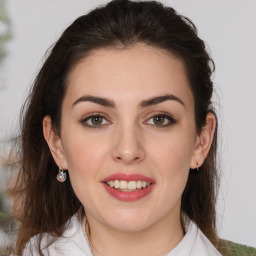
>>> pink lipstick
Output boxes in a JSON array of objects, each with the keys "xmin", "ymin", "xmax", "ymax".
[{"xmin": 102, "ymin": 173, "xmax": 155, "ymax": 202}]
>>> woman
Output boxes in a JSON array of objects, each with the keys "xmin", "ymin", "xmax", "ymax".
[{"xmin": 13, "ymin": 0, "xmax": 223, "ymax": 255}]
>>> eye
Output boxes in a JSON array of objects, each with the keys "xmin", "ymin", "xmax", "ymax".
[
  {"xmin": 81, "ymin": 114, "xmax": 110, "ymax": 128},
  {"xmin": 145, "ymin": 114, "xmax": 177, "ymax": 127}
]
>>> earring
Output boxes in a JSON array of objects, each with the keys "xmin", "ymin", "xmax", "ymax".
[
  {"xmin": 57, "ymin": 167, "xmax": 67, "ymax": 182},
  {"xmin": 196, "ymin": 163, "xmax": 200, "ymax": 172}
]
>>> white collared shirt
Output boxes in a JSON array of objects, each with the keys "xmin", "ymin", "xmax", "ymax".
[{"xmin": 23, "ymin": 215, "xmax": 222, "ymax": 256}]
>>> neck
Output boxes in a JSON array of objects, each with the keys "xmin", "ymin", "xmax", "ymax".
[{"xmin": 86, "ymin": 210, "xmax": 184, "ymax": 256}]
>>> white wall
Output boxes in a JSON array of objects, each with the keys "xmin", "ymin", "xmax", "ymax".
[{"xmin": 1, "ymin": 0, "xmax": 256, "ymax": 247}]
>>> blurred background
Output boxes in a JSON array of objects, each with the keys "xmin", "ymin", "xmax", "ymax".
[{"xmin": 0, "ymin": 0, "xmax": 256, "ymax": 253}]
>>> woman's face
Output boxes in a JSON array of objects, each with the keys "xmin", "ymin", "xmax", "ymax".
[{"xmin": 54, "ymin": 43, "xmax": 202, "ymax": 231}]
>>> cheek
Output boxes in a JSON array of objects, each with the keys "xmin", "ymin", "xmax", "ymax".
[
  {"xmin": 61, "ymin": 132, "xmax": 110, "ymax": 204},
  {"xmin": 149, "ymin": 131, "xmax": 195, "ymax": 173},
  {"xmin": 147, "ymin": 128, "xmax": 195, "ymax": 193},
  {"xmin": 65, "ymin": 138, "xmax": 109, "ymax": 172},
  {"xmin": 62, "ymin": 133, "xmax": 111, "ymax": 207}
]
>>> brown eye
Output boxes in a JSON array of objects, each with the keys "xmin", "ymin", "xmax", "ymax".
[
  {"xmin": 90, "ymin": 116, "xmax": 103, "ymax": 125},
  {"xmin": 146, "ymin": 114, "xmax": 177, "ymax": 127},
  {"xmin": 82, "ymin": 115, "xmax": 110, "ymax": 128},
  {"xmin": 153, "ymin": 115, "xmax": 166, "ymax": 125}
]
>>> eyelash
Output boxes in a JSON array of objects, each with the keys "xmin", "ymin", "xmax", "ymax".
[
  {"xmin": 81, "ymin": 113, "xmax": 110, "ymax": 129},
  {"xmin": 144, "ymin": 113, "xmax": 177, "ymax": 128},
  {"xmin": 81, "ymin": 112, "xmax": 177, "ymax": 129}
]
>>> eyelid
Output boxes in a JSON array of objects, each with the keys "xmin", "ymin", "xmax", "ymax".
[
  {"xmin": 80, "ymin": 111, "xmax": 177, "ymax": 129},
  {"xmin": 143, "ymin": 112, "xmax": 177, "ymax": 127},
  {"xmin": 81, "ymin": 112, "xmax": 112, "ymax": 128}
]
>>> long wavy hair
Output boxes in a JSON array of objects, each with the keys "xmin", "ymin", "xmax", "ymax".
[{"xmin": 12, "ymin": 0, "xmax": 221, "ymax": 254}]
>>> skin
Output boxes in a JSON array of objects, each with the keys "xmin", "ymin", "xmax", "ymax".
[{"xmin": 43, "ymin": 43, "xmax": 216, "ymax": 256}]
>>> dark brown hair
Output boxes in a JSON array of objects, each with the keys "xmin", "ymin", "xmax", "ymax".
[{"xmin": 13, "ymin": 0, "xmax": 220, "ymax": 254}]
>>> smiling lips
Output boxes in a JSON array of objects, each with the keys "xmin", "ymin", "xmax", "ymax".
[{"xmin": 102, "ymin": 173, "xmax": 155, "ymax": 202}]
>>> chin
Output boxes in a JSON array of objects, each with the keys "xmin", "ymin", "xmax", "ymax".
[{"xmin": 102, "ymin": 209, "xmax": 156, "ymax": 232}]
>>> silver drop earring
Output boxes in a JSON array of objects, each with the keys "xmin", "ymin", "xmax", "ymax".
[{"xmin": 57, "ymin": 167, "xmax": 67, "ymax": 182}]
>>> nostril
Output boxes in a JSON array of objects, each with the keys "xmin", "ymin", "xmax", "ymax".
[
  {"xmin": 112, "ymin": 146, "xmax": 146, "ymax": 164},
  {"xmin": 115, "ymin": 155, "xmax": 141, "ymax": 163}
]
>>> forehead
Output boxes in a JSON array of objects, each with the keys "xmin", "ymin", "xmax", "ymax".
[{"xmin": 65, "ymin": 43, "xmax": 194, "ymax": 108}]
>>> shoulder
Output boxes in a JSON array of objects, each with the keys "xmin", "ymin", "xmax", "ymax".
[
  {"xmin": 220, "ymin": 239, "xmax": 256, "ymax": 256},
  {"xmin": 22, "ymin": 215, "xmax": 91, "ymax": 256},
  {"xmin": 167, "ymin": 221, "xmax": 221, "ymax": 256},
  {"xmin": 194, "ymin": 227, "xmax": 256, "ymax": 256},
  {"xmin": 189, "ymin": 222, "xmax": 222, "ymax": 256}
]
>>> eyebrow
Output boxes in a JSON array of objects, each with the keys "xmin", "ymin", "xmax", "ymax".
[
  {"xmin": 72, "ymin": 94, "xmax": 185, "ymax": 108},
  {"xmin": 72, "ymin": 95, "xmax": 115, "ymax": 108},
  {"xmin": 140, "ymin": 94, "xmax": 185, "ymax": 108}
]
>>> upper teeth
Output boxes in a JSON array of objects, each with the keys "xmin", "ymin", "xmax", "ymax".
[{"xmin": 106, "ymin": 180, "xmax": 151, "ymax": 190}]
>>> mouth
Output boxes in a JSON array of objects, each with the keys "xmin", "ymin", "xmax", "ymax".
[
  {"xmin": 104, "ymin": 180, "xmax": 152, "ymax": 191},
  {"xmin": 101, "ymin": 173, "xmax": 155, "ymax": 202}
]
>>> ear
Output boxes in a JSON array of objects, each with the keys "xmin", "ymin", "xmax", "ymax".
[
  {"xmin": 190, "ymin": 112, "xmax": 216, "ymax": 169},
  {"xmin": 43, "ymin": 115, "xmax": 68, "ymax": 170}
]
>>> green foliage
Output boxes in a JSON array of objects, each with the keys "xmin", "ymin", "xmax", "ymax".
[
  {"xmin": 0, "ymin": 0, "xmax": 11, "ymax": 64},
  {"xmin": 0, "ymin": 192, "xmax": 3, "ymax": 210},
  {"xmin": 0, "ymin": 192, "xmax": 10, "ymax": 224},
  {"xmin": 225, "ymin": 240, "xmax": 256, "ymax": 256}
]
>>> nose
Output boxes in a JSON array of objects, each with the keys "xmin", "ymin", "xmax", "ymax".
[{"xmin": 111, "ymin": 124, "xmax": 146, "ymax": 165}]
